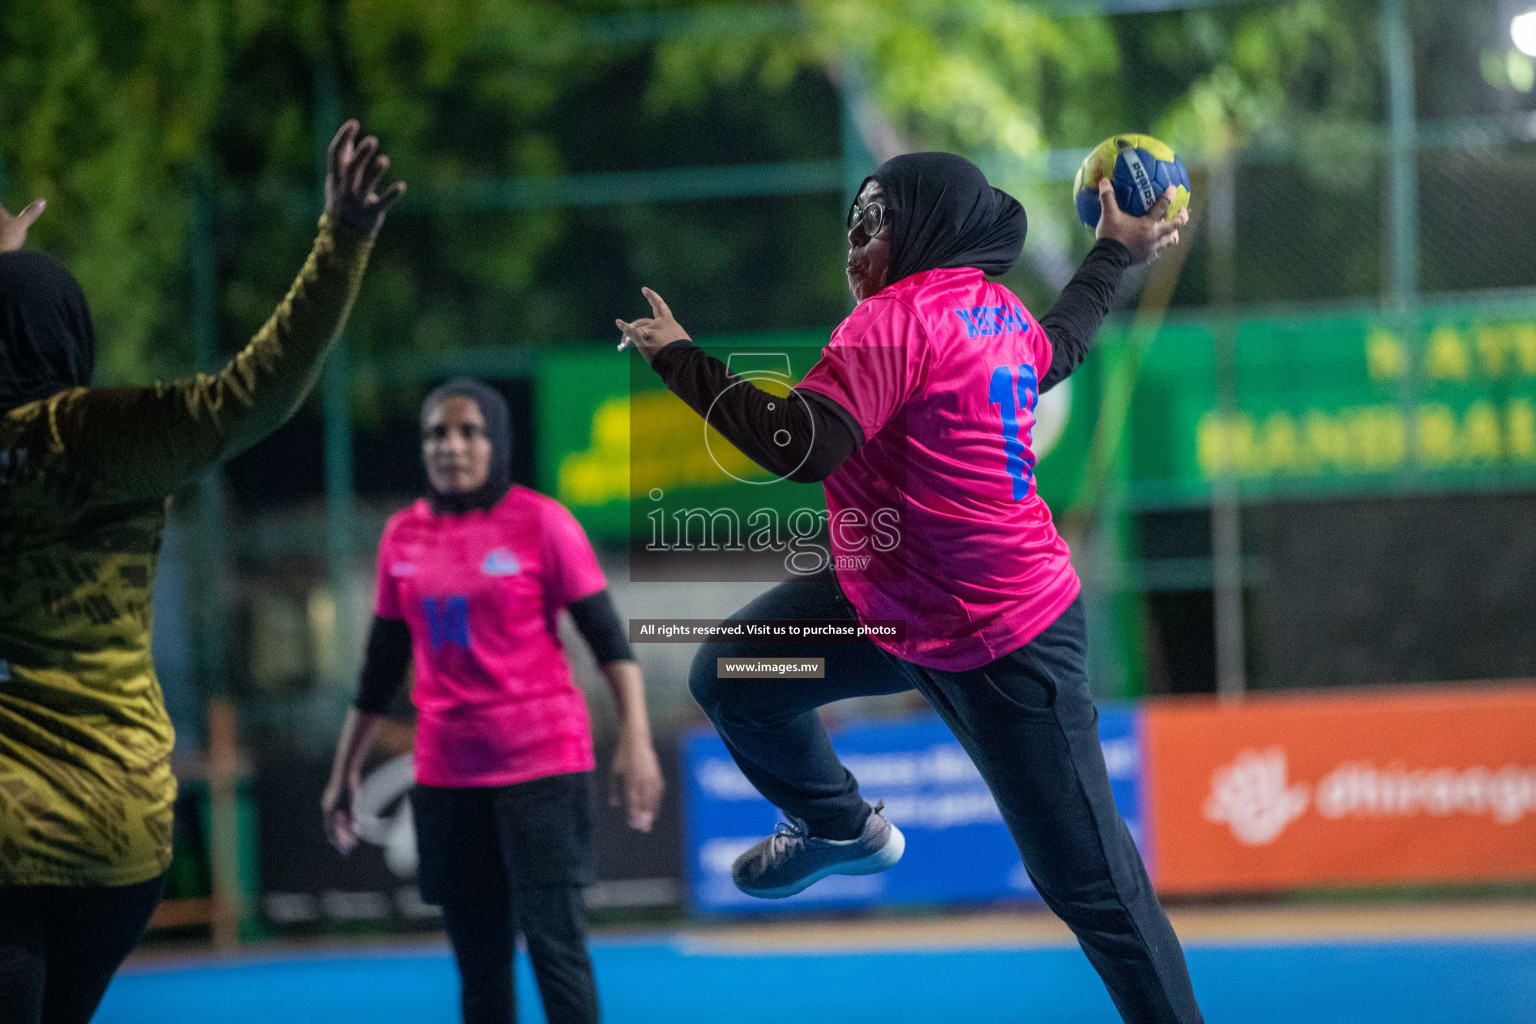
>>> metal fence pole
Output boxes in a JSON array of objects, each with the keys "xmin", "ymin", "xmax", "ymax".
[
  {"xmin": 1383, "ymin": 0, "xmax": 1421, "ymax": 310},
  {"xmin": 190, "ymin": 180, "xmax": 230, "ymax": 701},
  {"xmin": 192, "ymin": 174, "xmax": 242, "ymax": 949},
  {"xmin": 1208, "ymin": 151, "xmax": 1247, "ymax": 698},
  {"xmin": 1382, "ymin": 0, "xmax": 1423, "ymax": 500},
  {"xmin": 314, "ymin": 64, "xmax": 358, "ymax": 692},
  {"xmin": 838, "ymin": 63, "xmax": 876, "ymax": 205}
]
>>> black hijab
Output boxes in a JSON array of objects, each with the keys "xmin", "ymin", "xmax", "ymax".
[
  {"xmin": 866, "ymin": 152, "xmax": 1028, "ymax": 287},
  {"xmin": 0, "ymin": 250, "xmax": 96, "ymax": 412},
  {"xmin": 422, "ymin": 378, "xmax": 512, "ymax": 515}
]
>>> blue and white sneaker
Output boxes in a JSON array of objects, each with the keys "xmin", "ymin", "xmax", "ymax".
[{"xmin": 732, "ymin": 802, "xmax": 905, "ymax": 899}]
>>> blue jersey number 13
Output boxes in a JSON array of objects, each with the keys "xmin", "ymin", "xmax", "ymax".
[{"xmin": 988, "ymin": 363, "xmax": 1039, "ymax": 501}]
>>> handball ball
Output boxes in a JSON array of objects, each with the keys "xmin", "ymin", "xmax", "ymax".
[{"xmin": 1073, "ymin": 134, "xmax": 1190, "ymax": 229}]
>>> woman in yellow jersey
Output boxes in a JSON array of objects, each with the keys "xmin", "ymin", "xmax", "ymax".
[{"xmin": 0, "ymin": 121, "xmax": 403, "ymax": 1024}]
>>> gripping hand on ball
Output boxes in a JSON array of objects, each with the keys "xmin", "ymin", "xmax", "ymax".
[
  {"xmin": 1095, "ymin": 179, "xmax": 1187, "ymax": 264},
  {"xmin": 616, "ymin": 287, "xmax": 691, "ymax": 363}
]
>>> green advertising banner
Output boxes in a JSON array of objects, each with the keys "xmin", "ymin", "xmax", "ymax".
[
  {"xmin": 1123, "ymin": 298, "xmax": 1536, "ymax": 507},
  {"xmin": 533, "ymin": 294, "xmax": 1536, "ymax": 545}
]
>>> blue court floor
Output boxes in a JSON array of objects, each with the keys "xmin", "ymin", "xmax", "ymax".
[{"xmin": 98, "ymin": 934, "xmax": 1536, "ymax": 1024}]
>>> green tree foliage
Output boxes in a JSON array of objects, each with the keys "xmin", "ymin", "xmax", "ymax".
[
  {"xmin": 3, "ymin": 0, "xmax": 852, "ymax": 388},
  {"xmin": 0, "ymin": 0, "xmax": 1514, "ymax": 387},
  {"xmin": 651, "ymin": 1, "xmax": 1120, "ymax": 158},
  {"xmin": 1150, "ymin": 0, "xmax": 1381, "ymax": 156},
  {"xmin": 0, "ymin": 0, "xmax": 224, "ymax": 383},
  {"xmin": 644, "ymin": 0, "xmax": 1397, "ymax": 305},
  {"xmin": 211, "ymin": 1, "xmax": 600, "ymax": 374}
]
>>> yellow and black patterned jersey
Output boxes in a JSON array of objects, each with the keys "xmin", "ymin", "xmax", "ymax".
[{"xmin": 0, "ymin": 216, "xmax": 373, "ymax": 886}]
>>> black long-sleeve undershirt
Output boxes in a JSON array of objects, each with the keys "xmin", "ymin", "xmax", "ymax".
[
  {"xmin": 1038, "ymin": 237, "xmax": 1132, "ymax": 393},
  {"xmin": 649, "ymin": 237, "xmax": 1131, "ymax": 481},
  {"xmin": 649, "ymin": 343, "xmax": 863, "ymax": 484},
  {"xmin": 566, "ymin": 588, "xmax": 634, "ymax": 665},
  {"xmin": 352, "ymin": 589, "xmax": 634, "ymax": 715},
  {"xmin": 354, "ymin": 615, "xmax": 412, "ymax": 715}
]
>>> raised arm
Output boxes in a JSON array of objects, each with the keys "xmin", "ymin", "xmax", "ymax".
[
  {"xmin": 649, "ymin": 342, "xmax": 861, "ymax": 482},
  {"xmin": 49, "ymin": 121, "xmax": 405, "ymax": 502},
  {"xmin": 618, "ymin": 288, "xmax": 863, "ymax": 483},
  {"xmin": 1037, "ymin": 179, "xmax": 1188, "ymax": 393},
  {"xmin": 1037, "ymin": 239, "xmax": 1131, "ymax": 393}
]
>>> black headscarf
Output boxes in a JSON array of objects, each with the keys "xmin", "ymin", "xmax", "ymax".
[
  {"xmin": 866, "ymin": 152, "xmax": 1028, "ymax": 287},
  {"xmin": 422, "ymin": 378, "xmax": 512, "ymax": 515},
  {"xmin": 0, "ymin": 250, "xmax": 96, "ymax": 412}
]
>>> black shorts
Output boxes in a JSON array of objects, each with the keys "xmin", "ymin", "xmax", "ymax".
[
  {"xmin": 0, "ymin": 874, "xmax": 166, "ymax": 1024},
  {"xmin": 413, "ymin": 771, "xmax": 595, "ymax": 905}
]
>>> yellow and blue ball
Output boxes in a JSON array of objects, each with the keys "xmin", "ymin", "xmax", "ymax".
[{"xmin": 1073, "ymin": 134, "xmax": 1190, "ymax": 229}]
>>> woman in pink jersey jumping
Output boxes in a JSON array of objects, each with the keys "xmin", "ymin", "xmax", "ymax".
[
  {"xmin": 616, "ymin": 155, "xmax": 1200, "ymax": 1024},
  {"xmin": 322, "ymin": 379, "xmax": 663, "ymax": 1024}
]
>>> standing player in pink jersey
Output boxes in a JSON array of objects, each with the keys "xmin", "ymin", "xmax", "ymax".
[
  {"xmin": 321, "ymin": 379, "xmax": 663, "ymax": 1024},
  {"xmin": 616, "ymin": 153, "xmax": 1199, "ymax": 1023}
]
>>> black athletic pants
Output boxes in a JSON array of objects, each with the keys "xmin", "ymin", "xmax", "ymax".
[
  {"xmin": 0, "ymin": 874, "xmax": 165, "ymax": 1024},
  {"xmin": 689, "ymin": 577, "xmax": 1204, "ymax": 1024},
  {"xmin": 414, "ymin": 773, "xmax": 598, "ymax": 1024}
]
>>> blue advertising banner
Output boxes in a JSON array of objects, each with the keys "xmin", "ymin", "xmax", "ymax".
[{"xmin": 682, "ymin": 708, "xmax": 1145, "ymax": 913}]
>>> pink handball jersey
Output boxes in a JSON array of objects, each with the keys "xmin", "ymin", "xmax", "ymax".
[
  {"xmin": 374, "ymin": 486, "xmax": 609, "ymax": 787},
  {"xmin": 797, "ymin": 266, "xmax": 1080, "ymax": 671}
]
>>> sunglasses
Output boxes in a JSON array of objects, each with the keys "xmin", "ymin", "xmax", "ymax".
[{"xmin": 846, "ymin": 198, "xmax": 889, "ymax": 237}]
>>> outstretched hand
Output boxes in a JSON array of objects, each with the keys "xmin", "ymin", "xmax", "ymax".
[
  {"xmin": 616, "ymin": 287, "xmax": 691, "ymax": 363},
  {"xmin": 325, "ymin": 120, "xmax": 407, "ymax": 238},
  {"xmin": 1095, "ymin": 179, "xmax": 1188, "ymax": 264},
  {"xmin": 0, "ymin": 199, "xmax": 46, "ymax": 253}
]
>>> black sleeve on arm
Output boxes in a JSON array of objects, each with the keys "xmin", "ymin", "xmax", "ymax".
[
  {"xmin": 567, "ymin": 589, "xmax": 634, "ymax": 665},
  {"xmin": 354, "ymin": 616, "xmax": 412, "ymax": 715},
  {"xmin": 649, "ymin": 342, "xmax": 862, "ymax": 483},
  {"xmin": 1037, "ymin": 238, "xmax": 1133, "ymax": 394}
]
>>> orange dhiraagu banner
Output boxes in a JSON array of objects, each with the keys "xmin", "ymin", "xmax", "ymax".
[{"xmin": 1143, "ymin": 685, "xmax": 1536, "ymax": 894}]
